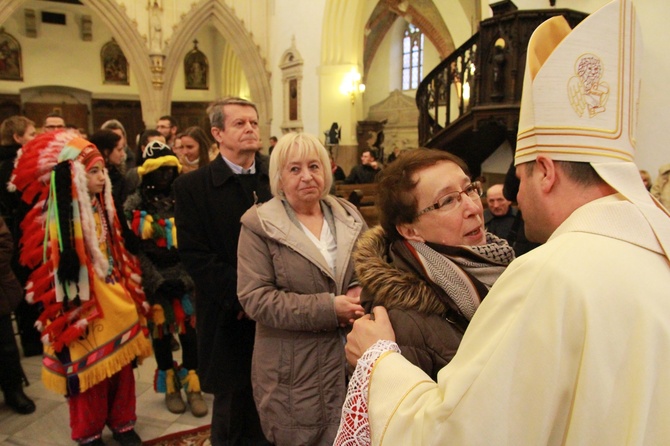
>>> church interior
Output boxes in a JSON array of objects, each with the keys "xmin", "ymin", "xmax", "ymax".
[
  {"xmin": 0, "ymin": 0, "xmax": 668, "ymax": 443},
  {"xmin": 0, "ymin": 0, "xmax": 667, "ymax": 178}
]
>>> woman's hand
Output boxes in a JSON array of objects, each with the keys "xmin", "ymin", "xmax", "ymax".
[
  {"xmin": 345, "ymin": 285, "xmax": 362, "ymax": 298},
  {"xmin": 334, "ymin": 294, "xmax": 365, "ymax": 327},
  {"xmin": 345, "ymin": 306, "xmax": 396, "ymax": 367}
]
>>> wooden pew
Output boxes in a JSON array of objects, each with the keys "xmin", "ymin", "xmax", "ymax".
[{"xmin": 334, "ymin": 182, "xmax": 379, "ymax": 227}]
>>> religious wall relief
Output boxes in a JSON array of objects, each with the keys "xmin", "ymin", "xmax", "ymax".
[
  {"xmin": 101, "ymin": 38, "xmax": 129, "ymax": 85},
  {"xmin": 184, "ymin": 40, "xmax": 208, "ymax": 90},
  {"xmin": 0, "ymin": 28, "xmax": 23, "ymax": 81}
]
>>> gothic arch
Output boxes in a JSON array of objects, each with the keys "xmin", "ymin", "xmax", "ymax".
[
  {"xmin": 379, "ymin": 0, "xmax": 454, "ymax": 58},
  {"xmin": 0, "ymin": 0, "xmax": 156, "ymax": 125},
  {"xmin": 368, "ymin": 1, "xmax": 455, "ymax": 76},
  {"xmin": 78, "ymin": 0, "xmax": 153, "ymax": 105},
  {"xmin": 164, "ymin": 0, "xmax": 272, "ymax": 132},
  {"xmin": 321, "ymin": 0, "xmax": 456, "ymax": 79},
  {"xmin": 322, "ymin": 0, "xmax": 366, "ymax": 66},
  {"xmin": 0, "ymin": 0, "xmax": 24, "ymax": 28}
]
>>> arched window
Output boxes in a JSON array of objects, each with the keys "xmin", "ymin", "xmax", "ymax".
[{"xmin": 402, "ymin": 23, "xmax": 423, "ymax": 90}]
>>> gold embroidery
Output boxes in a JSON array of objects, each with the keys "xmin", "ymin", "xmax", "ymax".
[{"xmin": 568, "ymin": 53, "xmax": 609, "ymax": 118}]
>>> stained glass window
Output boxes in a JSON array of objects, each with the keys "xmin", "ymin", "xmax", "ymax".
[{"xmin": 402, "ymin": 23, "xmax": 423, "ymax": 90}]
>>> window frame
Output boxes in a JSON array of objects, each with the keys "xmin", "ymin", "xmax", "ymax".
[{"xmin": 402, "ymin": 23, "xmax": 424, "ymax": 91}]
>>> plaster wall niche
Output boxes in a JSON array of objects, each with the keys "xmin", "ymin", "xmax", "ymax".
[
  {"xmin": 279, "ymin": 37, "xmax": 304, "ymax": 134},
  {"xmin": 366, "ymin": 89, "xmax": 419, "ymax": 159}
]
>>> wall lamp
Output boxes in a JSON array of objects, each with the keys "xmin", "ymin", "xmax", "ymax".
[{"xmin": 340, "ymin": 68, "xmax": 366, "ymax": 104}]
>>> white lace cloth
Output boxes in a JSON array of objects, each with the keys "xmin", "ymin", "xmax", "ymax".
[{"xmin": 334, "ymin": 340, "xmax": 401, "ymax": 446}]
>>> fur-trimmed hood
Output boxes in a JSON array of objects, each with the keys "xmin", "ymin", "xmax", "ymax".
[{"xmin": 353, "ymin": 226, "xmax": 447, "ymax": 317}]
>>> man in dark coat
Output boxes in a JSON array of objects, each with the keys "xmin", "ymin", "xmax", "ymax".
[
  {"xmin": 483, "ymin": 183, "xmax": 517, "ymax": 242},
  {"xmin": 344, "ymin": 149, "xmax": 382, "ymax": 184},
  {"xmin": 174, "ymin": 97, "xmax": 272, "ymax": 446}
]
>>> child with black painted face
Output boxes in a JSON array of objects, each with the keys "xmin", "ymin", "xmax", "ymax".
[{"xmin": 124, "ymin": 140, "xmax": 208, "ymax": 418}]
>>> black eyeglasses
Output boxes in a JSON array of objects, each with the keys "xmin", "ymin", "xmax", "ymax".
[{"xmin": 416, "ymin": 181, "xmax": 483, "ymax": 217}]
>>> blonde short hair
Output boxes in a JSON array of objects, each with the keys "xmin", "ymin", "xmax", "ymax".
[{"xmin": 269, "ymin": 132, "xmax": 333, "ymax": 199}]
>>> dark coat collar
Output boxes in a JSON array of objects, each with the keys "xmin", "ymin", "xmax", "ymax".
[
  {"xmin": 0, "ymin": 143, "xmax": 20, "ymax": 162},
  {"xmin": 210, "ymin": 152, "xmax": 270, "ymax": 188}
]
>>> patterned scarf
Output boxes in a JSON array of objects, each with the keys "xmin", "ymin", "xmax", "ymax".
[
  {"xmin": 408, "ymin": 232, "xmax": 514, "ymax": 320},
  {"xmin": 334, "ymin": 233, "xmax": 515, "ymax": 446}
]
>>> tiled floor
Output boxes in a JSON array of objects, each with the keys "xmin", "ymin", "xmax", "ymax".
[{"xmin": 0, "ymin": 342, "xmax": 212, "ymax": 445}]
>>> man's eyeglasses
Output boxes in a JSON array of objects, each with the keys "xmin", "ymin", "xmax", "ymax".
[
  {"xmin": 44, "ymin": 125, "xmax": 65, "ymax": 130},
  {"xmin": 416, "ymin": 181, "xmax": 483, "ymax": 218}
]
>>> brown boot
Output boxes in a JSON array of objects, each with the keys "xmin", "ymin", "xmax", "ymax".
[
  {"xmin": 164, "ymin": 369, "xmax": 186, "ymax": 414},
  {"xmin": 181, "ymin": 369, "xmax": 208, "ymax": 417},
  {"xmin": 186, "ymin": 391, "xmax": 208, "ymax": 417}
]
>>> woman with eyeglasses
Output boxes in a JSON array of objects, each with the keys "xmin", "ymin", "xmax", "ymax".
[{"xmin": 350, "ymin": 148, "xmax": 515, "ymax": 380}]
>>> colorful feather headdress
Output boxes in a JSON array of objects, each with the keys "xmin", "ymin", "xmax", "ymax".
[{"xmin": 10, "ymin": 131, "xmax": 148, "ymax": 351}]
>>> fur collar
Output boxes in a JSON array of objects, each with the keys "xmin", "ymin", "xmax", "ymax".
[{"xmin": 353, "ymin": 226, "xmax": 447, "ymax": 316}]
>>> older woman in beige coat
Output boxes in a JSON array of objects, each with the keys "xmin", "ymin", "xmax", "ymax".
[{"xmin": 237, "ymin": 132, "xmax": 367, "ymax": 446}]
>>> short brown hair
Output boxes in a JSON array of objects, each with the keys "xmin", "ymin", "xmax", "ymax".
[
  {"xmin": 1, "ymin": 115, "xmax": 34, "ymax": 146},
  {"xmin": 100, "ymin": 119, "xmax": 127, "ymax": 139},
  {"xmin": 207, "ymin": 97, "xmax": 258, "ymax": 130},
  {"xmin": 523, "ymin": 160, "xmax": 605, "ymax": 187},
  {"xmin": 377, "ymin": 148, "xmax": 469, "ymax": 241}
]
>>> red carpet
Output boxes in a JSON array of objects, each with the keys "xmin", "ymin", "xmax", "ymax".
[{"xmin": 143, "ymin": 425, "xmax": 211, "ymax": 445}]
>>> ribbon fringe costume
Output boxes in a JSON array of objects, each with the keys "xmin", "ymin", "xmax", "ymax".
[{"xmin": 122, "ymin": 141, "xmax": 206, "ymax": 417}]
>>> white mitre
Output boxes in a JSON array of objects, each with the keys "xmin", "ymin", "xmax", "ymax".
[{"xmin": 515, "ymin": 0, "xmax": 670, "ymax": 260}]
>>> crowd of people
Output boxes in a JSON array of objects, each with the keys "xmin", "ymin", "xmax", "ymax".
[
  {"xmin": 0, "ymin": 109, "xmax": 222, "ymax": 445},
  {"xmin": 0, "ymin": 1, "xmax": 669, "ymax": 445}
]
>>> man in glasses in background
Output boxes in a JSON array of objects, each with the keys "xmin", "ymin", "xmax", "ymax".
[
  {"xmin": 42, "ymin": 112, "xmax": 65, "ymax": 133},
  {"xmin": 156, "ymin": 115, "xmax": 178, "ymax": 148}
]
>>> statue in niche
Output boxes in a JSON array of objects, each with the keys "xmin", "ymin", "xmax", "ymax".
[
  {"xmin": 184, "ymin": 40, "xmax": 209, "ymax": 90},
  {"xmin": 490, "ymin": 38, "xmax": 506, "ymax": 101},
  {"xmin": 149, "ymin": 0, "xmax": 163, "ymax": 52},
  {"xmin": 0, "ymin": 28, "xmax": 22, "ymax": 81},
  {"xmin": 289, "ymin": 79, "xmax": 298, "ymax": 121}
]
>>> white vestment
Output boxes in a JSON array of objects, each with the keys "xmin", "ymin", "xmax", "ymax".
[{"xmin": 367, "ymin": 194, "xmax": 670, "ymax": 445}]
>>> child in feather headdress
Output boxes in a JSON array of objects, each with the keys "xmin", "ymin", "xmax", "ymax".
[{"xmin": 10, "ymin": 131, "xmax": 152, "ymax": 446}]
